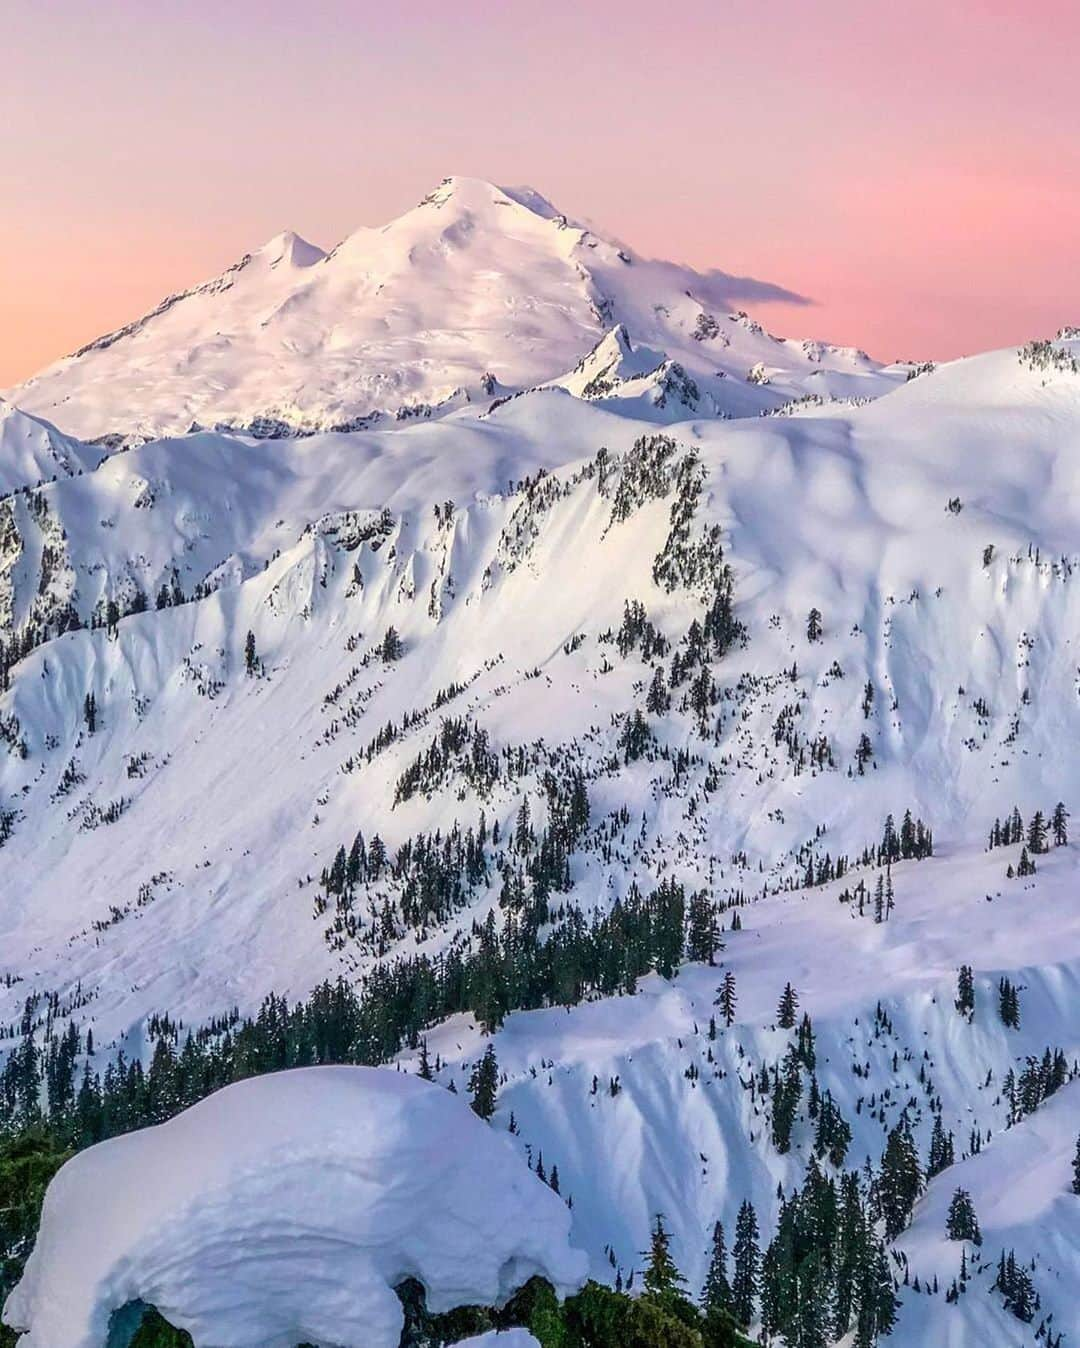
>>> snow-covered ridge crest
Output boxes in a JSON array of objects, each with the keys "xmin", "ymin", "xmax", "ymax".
[
  {"xmin": 5, "ymin": 175, "xmax": 907, "ymax": 440},
  {"xmin": 5, "ymin": 1067, "xmax": 586, "ymax": 1348}
]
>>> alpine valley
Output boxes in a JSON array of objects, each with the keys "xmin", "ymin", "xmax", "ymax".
[{"xmin": 1, "ymin": 177, "xmax": 1079, "ymax": 1348}]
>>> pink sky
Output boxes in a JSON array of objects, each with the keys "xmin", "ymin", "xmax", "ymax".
[{"xmin": 2, "ymin": 0, "xmax": 1078, "ymax": 387}]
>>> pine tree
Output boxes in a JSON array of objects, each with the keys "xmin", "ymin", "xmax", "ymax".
[
  {"xmin": 716, "ymin": 970, "xmax": 737, "ymax": 1027},
  {"xmin": 731, "ymin": 1200, "xmax": 760, "ymax": 1329},
  {"xmin": 955, "ymin": 965, "xmax": 975, "ymax": 1017},
  {"xmin": 686, "ymin": 892, "xmax": 721, "ymax": 966},
  {"xmin": 645, "ymin": 664, "xmax": 670, "ymax": 715},
  {"xmin": 1027, "ymin": 810, "xmax": 1047, "ymax": 855},
  {"xmin": 777, "ymin": 982, "xmax": 799, "ymax": 1029},
  {"xmin": 83, "ymin": 692, "xmax": 97, "ymax": 735},
  {"xmin": 244, "ymin": 630, "xmax": 257, "ymax": 675},
  {"xmin": 807, "ymin": 608, "xmax": 823, "ymax": 642},
  {"xmin": 417, "ymin": 1039, "xmax": 434, "ymax": 1081},
  {"xmin": 927, "ymin": 1115, "xmax": 955, "ymax": 1177},
  {"xmin": 1052, "ymin": 801, "xmax": 1069, "ymax": 846},
  {"xmin": 1072, "ymin": 1132, "xmax": 1080, "ymax": 1196},
  {"xmin": 701, "ymin": 1219, "xmax": 733, "ymax": 1316},
  {"xmin": 380, "ymin": 626, "xmax": 404, "ymax": 661},
  {"xmin": 468, "ymin": 1043, "xmax": 498, "ymax": 1120},
  {"xmin": 877, "ymin": 1118, "xmax": 922, "ymax": 1239},
  {"xmin": 945, "ymin": 1188, "xmax": 982, "ymax": 1245},
  {"xmin": 641, "ymin": 1214, "xmax": 687, "ymax": 1312},
  {"xmin": 998, "ymin": 977, "xmax": 1020, "ymax": 1029}
]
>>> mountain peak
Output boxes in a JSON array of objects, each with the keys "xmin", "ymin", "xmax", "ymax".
[{"xmin": 255, "ymin": 230, "xmax": 326, "ymax": 269}]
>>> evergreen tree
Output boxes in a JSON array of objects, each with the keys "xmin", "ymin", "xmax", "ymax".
[
  {"xmin": 83, "ymin": 692, "xmax": 97, "ymax": 735},
  {"xmin": 701, "ymin": 1219, "xmax": 733, "ymax": 1317},
  {"xmin": 380, "ymin": 626, "xmax": 404, "ymax": 661},
  {"xmin": 716, "ymin": 971, "xmax": 737, "ymax": 1027},
  {"xmin": 1052, "ymin": 801, "xmax": 1069, "ymax": 846},
  {"xmin": 877, "ymin": 1118, "xmax": 922, "ymax": 1239},
  {"xmin": 954, "ymin": 965, "xmax": 975, "ymax": 1017},
  {"xmin": 1027, "ymin": 810, "xmax": 1047, "ymax": 855},
  {"xmin": 777, "ymin": 982, "xmax": 799, "ymax": 1029},
  {"xmin": 686, "ymin": 892, "xmax": 722, "ymax": 966},
  {"xmin": 731, "ymin": 1200, "xmax": 760, "ymax": 1329},
  {"xmin": 998, "ymin": 977, "xmax": 1020, "ymax": 1029},
  {"xmin": 1072, "ymin": 1132, "xmax": 1080, "ymax": 1196},
  {"xmin": 806, "ymin": 608, "xmax": 823, "ymax": 642},
  {"xmin": 945, "ymin": 1188, "xmax": 982, "ymax": 1245},
  {"xmin": 642, "ymin": 1214, "xmax": 687, "ymax": 1314},
  {"xmin": 468, "ymin": 1044, "xmax": 499, "ymax": 1120},
  {"xmin": 244, "ymin": 630, "xmax": 257, "ymax": 675},
  {"xmin": 927, "ymin": 1115, "xmax": 955, "ymax": 1178}
]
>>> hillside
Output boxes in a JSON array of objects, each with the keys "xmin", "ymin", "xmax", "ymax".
[{"xmin": 1, "ymin": 289, "xmax": 1080, "ymax": 1344}]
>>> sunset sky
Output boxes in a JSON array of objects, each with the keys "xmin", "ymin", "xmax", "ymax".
[{"xmin": 3, "ymin": 0, "xmax": 1078, "ymax": 388}]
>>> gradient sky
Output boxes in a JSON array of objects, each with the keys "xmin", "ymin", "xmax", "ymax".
[{"xmin": 3, "ymin": 0, "xmax": 1079, "ymax": 387}]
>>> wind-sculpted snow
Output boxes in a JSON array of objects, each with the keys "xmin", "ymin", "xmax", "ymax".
[
  {"xmin": 4, "ymin": 1067, "xmax": 587, "ymax": 1348},
  {"xmin": 5, "ymin": 176, "xmax": 905, "ymax": 439}
]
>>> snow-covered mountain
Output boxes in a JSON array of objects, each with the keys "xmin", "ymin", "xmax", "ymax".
[
  {"xmin": 2, "ymin": 185, "xmax": 1080, "ymax": 1348},
  {"xmin": 5, "ymin": 177, "xmax": 906, "ymax": 441}
]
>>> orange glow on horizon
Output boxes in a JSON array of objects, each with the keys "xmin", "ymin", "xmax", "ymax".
[{"xmin": 3, "ymin": 0, "xmax": 1078, "ymax": 393}]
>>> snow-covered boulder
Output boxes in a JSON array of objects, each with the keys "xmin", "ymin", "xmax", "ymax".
[{"xmin": 4, "ymin": 1066, "xmax": 587, "ymax": 1348}]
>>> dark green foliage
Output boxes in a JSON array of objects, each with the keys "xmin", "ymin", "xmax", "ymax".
[
  {"xmin": 813, "ymin": 1090, "xmax": 852, "ymax": 1168},
  {"xmin": 954, "ymin": 965, "xmax": 975, "ymax": 1017},
  {"xmin": 770, "ymin": 1046, "xmax": 803, "ymax": 1154},
  {"xmin": 715, "ymin": 972, "xmax": 736, "ymax": 1028},
  {"xmin": 776, "ymin": 982, "xmax": 798, "ymax": 1029},
  {"xmin": 701, "ymin": 1220, "xmax": 733, "ymax": 1319},
  {"xmin": 876, "ymin": 1117, "xmax": 922, "ymax": 1240},
  {"xmin": 758, "ymin": 1162, "xmax": 897, "ymax": 1347},
  {"xmin": 468, "ymin": 1044, "xmax": 498, "ymax": 1120},
  {"xmin": 926, "ymin": 1115, "xmax": 955, "ymax": 1178},
  {"xmin": 993, "ymin": 1249, "xmax": 1038, "ymax": 1323},
  {"xmin": 998, "ymin": 976, "xmax": 1020, "ymax": 1029},
  {"xmin": 945, "ymin": 1188, "xmax": 981, "ymax": 1245},
  {"xmin": 730, "ymin": 1200, "xmax": 759, "ymax": 1329},
  {"xmin": 128, "ymin": 1307, "xmax": 195, "ymax": 1347},
  {"xmin": 0, "ymin": 1128, "xmax": 70, "ymax": 1313}
]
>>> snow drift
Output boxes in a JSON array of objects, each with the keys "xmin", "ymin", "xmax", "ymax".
[{"xmin": 4, "ymin": 1067, "xmax": 587, "ymax": 1348}]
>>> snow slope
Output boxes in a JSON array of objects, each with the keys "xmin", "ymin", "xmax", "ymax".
[
  {"xmin": 2, "ymin": 286, "xmax": 1080, "ymax": 1343},
  {"xmin": 411, "ymin": 840, "xmax": 1080, "ymax": 1344},
  {"xmin": 0, "ymin": 399, "xmax": 105, "ymax": 495},
  {"xmin": 6, "ymin": 177, "xmax": 906, "ymax": 440},
  {"xmin": 5, "ymin": 1067, "xmax": 586, "ymax": 1348}
]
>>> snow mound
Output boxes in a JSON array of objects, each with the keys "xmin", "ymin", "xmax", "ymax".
[{"xmin": 4, "ymin": 1067, "xmax": 587, "ymax": 1348}]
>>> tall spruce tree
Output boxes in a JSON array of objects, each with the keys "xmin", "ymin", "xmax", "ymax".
[
  {"xmin": 945, "ymin": 1188, "xmax": 982, "ymax": 1245},
  {"xmin": 877, "ymin": 1117, "xmax": 922, "ymax": 1239},
  {"xmin": 777, "ymin": 982, "xmax": 799, "ymax": 1029},
  {"xmin": 468, "ymin": 1043, "xmax": 499, "ymax": 1120},
  {"xmin": 731, "ymin": 1199, "xmax": 760, "ymax": 1329},
  {"xmin": 701, "ymin": 1219, "xmax": 734, "ymax": 1317}
]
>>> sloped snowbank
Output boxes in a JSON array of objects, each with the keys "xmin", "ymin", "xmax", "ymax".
[{"xmin": 4, "ymin": 1067, "xmax": 586, "ymax": 1348}]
